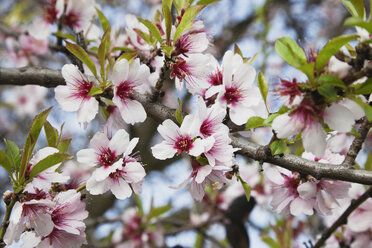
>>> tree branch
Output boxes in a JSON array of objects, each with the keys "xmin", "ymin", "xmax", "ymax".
[
  {"xmin": 312, "ymin": 186, "xmax": 372, "ymax": 248},
  {"xmin": 1, "ymin": 67, "xmax": 372, "ymax": 185}
]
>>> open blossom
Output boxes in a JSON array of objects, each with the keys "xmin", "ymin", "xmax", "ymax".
[
  {"xmin": 56, "ymin": 0, "xmax": 96, "ymax": 33},
  {"xmin": 55, "ymin": 64, "xmax": 99, "ymax": 125},
  {"xmin": 151, "ymin": 115, "xmax": 214, "ymax": 160},
  {"xmin": 24, "ymin": 147, "xmax": 70, "ymax": 193},
  {"xmin": 205, "ymin": 50, "xmax": 268, "ymax": 125},
  {"xmin": 112, "ymin": 58, "xmax": 151, "ymax": 124},
  {"xmin": 272, "ymin": 98, "xmax": 362, "ymax": 157},
  {"xmin": 77, "ymin": 129, "xmax": 145, "ymax": 199}
]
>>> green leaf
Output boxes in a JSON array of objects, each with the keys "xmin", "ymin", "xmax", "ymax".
[
  {"xmin": 317, "ymin": 85, "xmax": 338, "ymax": 101},
  {"xmin": 345, "ymin": 16, "xmax": 372, "ymax": 33},
  {"xmin": 133, "ymin": 28, "xmax": 151, "ymax": 45},
  {"xmin": 194, "ymin": 233, "xmax": 203, "ymax": 248},
  {"xmin": 258, "ymin": 72, "xmax": 268, "ymax": 104},
  {"xmin": 138, "ymin": 18, "xmax": 163, "ymax": 44},
  {"xmin": 57, "ymin": 139, "xmax": 71, "ymax": 153},
  {"xmin": 175, "ymin": 109, "xmax": 183, "ymax": 124},
  {"xmin": 133, "ymin": 194, "xmax": 144, "ymax": 217},
  {"xmin": 5, "ymin": 139, "xmax": 21, "ymax": 171},
  {"xmin": 147, "ymin": 204, "xmax": 172, "ymax": 219},
  {"xmin": 44, "ymin": 121, "xmax": 59, "ymax": 147},
  {"xmin": 263, "ymin": 113, "xmax": 280, "ymax": 126},
  {"xmin": 19, "ymin": 108, "xmax": 52, "ymax": 183},
  {"xmin": 53, "ymin": 31, "xmax": 76, "ymax": 42},
  {"xmin": 161, "ymin": 45, "xmax": 174, "ymax": 57},
  {"xmin": 173, "ymin": 0, "xmax": 186, "ymax": 14},
  {"xmin": 0, "ymin": 150, "xmax": 12, "ymax": 176},
  {"xmin": 98, "ymin": 27, "xmax": 111, "ymax": 81},
  {"xmin": 316, "ymin": 35, "xmax": 357, "ymax": 74},
  {"xmin": 245, "ymin": 116, "xmax": 265, "ymax": 130},
  {"xmin": 354, "ymin": 78, "xmax": 372, "ymax": 94},
  {"xmin": 275, "ymin": 37, "xmax": 307, "ymax": 69},
  {"xmin": 28, "ymin": 152, "xmax": 72, "ymax": 180},
  {"xmin": 353, "ymin": 97, "xmax": 372, "ymax": 121},
  {"xmin": 234, "ymin": 44, "xmax": 243, "ymax": 57},
  {"xmin": 238, "ymin": 176, "xmax": 251, "ymax": 202},
  {"xmin": 270, "ymin": 140, "xmax": 287, "ymax": 155},
  {"xmin": 197, "ymin": 0, "xmax": 219, "ymax": 4},
  {"xmin": 365, "ymin": 152, "xmax": 372, "ymax": 171},
  {"xmin": 174, "ymin": 5, "xmax": 205, "ymax": 42},
  {"xmin": 261, "ymin": 234, "xmax": 281, "ymax": 248},
  {"xmin": 96, "ymin": 7, "xmax": 110, "ymax": 31},
  {"xmin": 298, "ymin": 62, "xmax": 315, "ymax": 81},
  {"xmin": 65, "ymin": 41, "xmax": 98, "ymax": 78},
  {"xmin": 88, "ymin": 85, "xmax": 103, "ymax": 96},
  {"xmin": 117, "ymin": 52, "xmax": 137, "ymax": 63},
  {"xmin": 163, "ymin": 0, "xmax": 173, "ymax": 45},
  {"xmin": 196, "ymin": 156, "xmax": 209, "ymax": 165},
  {"xmin": 317, "ymin": 74, "xmax": 346, "ymax": 89},
  {"xmin": 341, "ymin": 0, "xmax": 365, "ymax": 18}
]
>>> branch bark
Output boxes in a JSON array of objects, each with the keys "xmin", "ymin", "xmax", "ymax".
[{"xmin": 1, "ymin": 67, "xmax": 372, "ymax": 185}]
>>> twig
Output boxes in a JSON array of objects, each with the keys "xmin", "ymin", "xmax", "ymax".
[
  {"xmin": 343, "ymin": 118, "xmax": 371, "ymax": 168},
  {"xmin": 0, "ymin": 195, "xmax": 17, "ymax": 245},
  {"xmin": 312, "ymin": 186, "xmax": 372, "ymax": 248}
]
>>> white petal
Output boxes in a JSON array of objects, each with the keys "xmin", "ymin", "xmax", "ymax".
[
  {"xmin": 229, "ymin": 104, "xmax": 256, "ymax": 125},
  {"xmin": 31, "ymin": 212, "xmax": 54, "ymax": 236},
  {"xmin": 123, "ymin": 162, "xmax": 146, "ymax": 183},
  {"xmin": 90, "ymin": 131, "xmax": 109, "ymax": 150},
  {"xmin": 77, "ymin": 97, "xmax": 98, "ymax": 123},
  {"xmin": 234, "ymin": 63, "xmax": 256, "ymax": 87},
  {"xmin": 54, "ymin": 86, "xmax": 81, "ymax": 111},
  {"xmin": 302, "ymin": 122, "xmax": 327, "ymax": 158},
  {"xmin": 180, "ymin": 114, "xmax": 200, "ymax": 137},
  {"xmin": 124, "ymin": 138, "xmax": 139, "ymax": 155},
  {"xmin": 109, "ymin": 129, "xmax": 130, "ymax": 155},
  {"xmin": 113, "ymin": 98, "xmax": 147, "ymax": 124},
  {"xmin": 151, "ymin": 142, "xmax": 177, "ymax": 159},
  {"xmin": 190, "ymin": 180, "xmax": 205, "ymax": 202},
  {"xmin": 157, "ymin": 119, "xmax": 180, "ymax": 141},
  {"xmin": 61, "ymin": 64, "xmax": 84, "ymax": 86},
  {"xmin": 324, "ymin": 103, "xmax": 355, "ymax": 132},
  {"xmin": 86, "ymin": 177, "xmax": 110, "ymax": 195},
  {"xmin": 189, "ymin": 138, "xmax": 206, "ymax": 157},
  {"xmin": 297, "ymin": 181, "xmax": 317, "ymax": 199},
  {"xmin": 112, "ymin": 59, "xmax": 129, "ymax": 85},
  {"xmin": 290, "ymin": 197, "xmax": 313, "ymax": 216},
  {"xmin": 272, "ymin": 113, "xmax": 301, "ymax": 138},
  {"xmin": 111, "ymin": 178, "xmax": 132, "ymax": 200},
  {"xmin": 195, "ymin": 165, "xmax": 212, "ymax": 183},
  {"xmin": 76, "ymin": 149, "xmax": 97, "ymax": 166}
]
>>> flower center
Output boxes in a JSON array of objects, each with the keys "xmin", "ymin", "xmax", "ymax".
[
  {"xmin": 223, "ymin": 87, "xmax": 240, "ymax": 104},
  {"xmin": 98, "ymin": 148, "xmax": 116, "ymax": 168},
  {"xmin": 64, "ymin": 12, "xmax": 80, "ymax": 29},
  {"xmin": 174, "ymin": 136, "xmax": 193, "ymax": 154},
  {"xmin": 171, "ymin": 58, "xmax": 190, "ymax": 81},
  {"xmin": 116, "ymin": 82, "xmax": 135, "ymax": 100},
  {"xmin": 74, "ymin": 79, "xmax": 93, "ymax": 98}
]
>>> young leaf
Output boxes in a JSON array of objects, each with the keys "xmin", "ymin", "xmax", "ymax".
[
  {"xmin": 133, "ymin": 194, "xmax": 144, "ymax": 217},
  {"xmin": 138, "ymin": 18, "xmax": 162, "ymax": 44},
  {"xmin": 341, "ymin": 0, "xmax": 365, "ymax": 19},
  {"xmin": 270, "ymin": 140, "xmax": 287, "ymax": 155},
  {"xmin": 275, "ymin": 37, "xmax": 307, "ymax": 69},
  {"xmin": 175, "ymin": 98, "xmax": 183, "ymax": 124},
  {"xmin": 353, "ymin": 98, "xmax": 372, "ymax": 121},
  {"xmin": 261, "ymin": 234, "xmax": 281, "ymax": 248},
  {"xmin": 65, "ymin": 41, "xmax": 98, "ymax": 78},
  {"xmin": 5, "ymin": 139, "xmax": 21, "ymax": 171},
  {"xmin": 0, "ymin": 150, "xmax": 12, "ymax": 176},
  {"xmin": 365, "ymin": 152, "xmax": 372, "ymax": 171},
  {"xmin": 245, "ymin": 116, "xmax": 265, "ymax": 130},
  {"xmin": 28, "ymin": 152, "xmax": 72, "ymax": 180},
  {"xmin": 317, "ymin": 85, "xmax": 338, "ymax": 101},
  {"xmin": 316, "ymin": 35, "xmax": 357, "ymax": 73},
  {"xmin": 354, "ymin": 78, "xmax": 372, "ymax": 94},
  {"xmin": 234, "ymin": 44, "xmax": 243, "ymax": 57},
  {"xmin": 57, "ymin": 138, "xmax": 72, "ymax": 153},
  {"xmin": 96, "ymin": 7, "xmax": 110, "ymax": 31},
  {"xmin": 117, "ymin": 52, "xmax": 137, "ymax": 63},
  {"xmin": 44, "ymin": 121, "xmax": 59, "ymax": 147},
  {"xmin": 173, "ymin": 0, "xmax": 185, "ymax": 14},
  {"xmin": 98, "ymin": 27, "xmax": 111, "ymax": 81},
  {"xmin": 174, "ymin": 5, "xmax": 205, "ymax": 42},
  {"xmin": 238, "ymin": 176, "xmax": 251, "ymax": 202},
  {"xmin": 258, "ymin": 72, "xmax": 268, "ymax": 104},
  {"xmin": 316, "ymin": 74, "xmax": 346, "ymax": 89},
  {"xmin": 147, "ymin": 204, "xmax": 172, "ymax": 220},
  {"xmin": 163, "ymin": 0, "xmax": 173, "ymax": 45},
  {"xmin": 88, "ymin": 85, "xmax": 104, "ymax": 96},
  {"xmin": 197, "ymin": 0, "xmax": 219, "ymax": 4},
  {"xmin": 53, "ymin": 31, "xmax": 76, "ymax": 42},
  {"xmin": 19, "ymin": 108, "xmax": 52, "ymax": 183},
  {"xmin": 345, "ymin": 16, "xmax": 372, "ymax": 32}
]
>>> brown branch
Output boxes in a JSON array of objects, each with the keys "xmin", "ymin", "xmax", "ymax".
[
  {"xmin": 343, "ymin": 118, "xmax": 372, "ymax": 167},
  {"xmin": 312, "ymin": 186, "xmax": 372, "ymax": 248},
  {"xmin": 1, "ymin": 67, "xmax": 372, "ymax": 184}
]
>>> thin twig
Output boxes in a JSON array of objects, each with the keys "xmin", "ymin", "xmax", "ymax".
[{"xmin": 312, "ymin": 186, "xmax": 372, "ymax": 248}]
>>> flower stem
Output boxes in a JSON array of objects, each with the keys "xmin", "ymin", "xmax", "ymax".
[
  {"xmin": 76, "ymin": 183, "xmax": 86, "ymax": 192},
  {"xmin": 0, "ymin": 195, "xmax": 17, "ymax": 243}
]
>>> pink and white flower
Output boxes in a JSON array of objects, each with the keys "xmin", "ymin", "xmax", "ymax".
[
  {"xmin": 151, "ymin": 115, "xmax": 213, "ymax": 160},
  {"xmin": 111, "ymin": 58, "xmax": 151, "ymax": 124},
  {"xmin": 55, "ymin": 64, "xmax": 99, "ymax": 125},
  {"xmin": 205, "ymin": 50, "xmax": 268, "ymax": 125}
]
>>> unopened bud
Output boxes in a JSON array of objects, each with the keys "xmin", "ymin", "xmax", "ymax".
[{"xmin": 3, "ymin": 190, "xmax": 13, "ymax": 205}]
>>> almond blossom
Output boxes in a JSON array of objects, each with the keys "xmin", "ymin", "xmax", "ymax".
[
  {"xmin": 111, "ymin": 58, "xmax": 151, "ymax": 124},
  {"xmin": 151, "ymin": 115, "xmax": 214, "ymax": 160},
  {"xmin": 205, "ymin": 50, "xmax": 268, "ymax": 125},
  {"xmin": 55, "ymin": 64, "xmax": 99, "ymax": 125},
  {"xmin": 77, "ymin": 129, "xmax": 146, "ymax": 199}
]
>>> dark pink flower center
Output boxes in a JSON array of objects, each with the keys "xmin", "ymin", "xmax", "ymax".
[
  {"xmin": 278, "ymin": 78, "xmax": 302, "ymax": 105},
  {"xmin": 109, "ymin": 169, "xmax": 124, "ymax": 183},
  {"xmin": 282, "ymin": 173, "xmax": 300, "ymax": 196},
  {"xmin": 73, "ymin": 79, "xmax": 93, "ymax": 99},
  {"xmin": 174, "ymin": 136, "xmax": 193, "ymax": 154},
  {"xmin": 171, "ymin": 58, "xmax": 190, "ymax": 81},
  {"xmin": 223, "ymin": 87, "xmax": 241, "ymax": 105},
  {"xmin": 208, "ymin": 70, "xmax": 223, "ymax": 86},
  {"xmin": 98, "ymin": 148, "xmax": 116, "ymax": 168},
  {"xmin": 116, "ymin": 82, "xmax": 135, "ymax": 100},
  {"xmin": 64, "ymin": 12, "xmax": 80, "ymax": 29},
  {"xmin": 44, "ymin": 0, "xmax": 58, "ymax": 24},
  {"xmin": 290, "ymin": 99, "xmax": 323, "ymax": 126},
  {"xmin": 175, "ymin": 34, "xmax": 192, "ymax": 56},
  {"xmin": 200, "ymin": 119, "xmax": 213, "ymax": 137}
]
